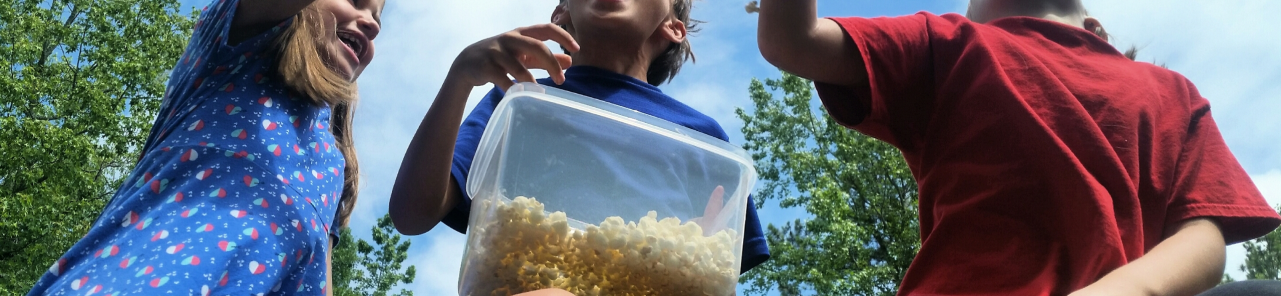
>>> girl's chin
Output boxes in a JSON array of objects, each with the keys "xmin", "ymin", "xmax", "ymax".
[
  {"xmin": 333, "ymin": 67, "xmax": 355, "ymax": 81},
  {"xmin": 326, "ymin": 57, "xmax": 357, "ymax": 81}
]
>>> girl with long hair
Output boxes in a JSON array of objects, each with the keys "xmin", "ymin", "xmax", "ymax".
[{"xmin": 28, "ymin": 0, "xmax": 382, "ymax": 294}]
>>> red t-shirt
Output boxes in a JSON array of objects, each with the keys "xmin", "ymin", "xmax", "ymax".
[{"xmin": 815, "ymin": 12, "xmax": 1281, "ymax": 295}]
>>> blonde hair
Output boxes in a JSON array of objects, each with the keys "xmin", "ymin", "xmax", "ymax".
[{"xmin": 272, "ymin": 4, "xmax": 361, "ymax": 228}]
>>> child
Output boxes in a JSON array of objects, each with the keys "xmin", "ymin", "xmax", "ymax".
[
  {"xmin": 756, "ymin": 0, "xmax": 1280, "ymax": 295},
  {"xmin": 388, "ymin": 0, "xmax": 769, "ymax": 282},
  {"xmin": 28, "ymin": 0, "xmax": 383, "ymax": 294}
]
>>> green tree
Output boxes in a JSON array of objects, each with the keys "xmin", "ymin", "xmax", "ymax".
[
  {"xmin": 0, "ymin": 0, "xmax": 193, "ymax": 292},
  {"xmin": 737, "ymin": 72, "xmax": 921, "ymax": 295},
  {"xmin": 333, "ymin": 227, "xmax": 365, "ymax": 296},
  {"xmin": 332, "ymin": 214, "xmax": 417, "ymax": 296},
  {"xmin": 1232, "ymin": 206, "xmax": 1281, "ymax": 281}
]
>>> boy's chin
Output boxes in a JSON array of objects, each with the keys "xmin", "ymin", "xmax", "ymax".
[{"xmin": 575, "ymin": 13, "xmax": 645, "ymax": 34}]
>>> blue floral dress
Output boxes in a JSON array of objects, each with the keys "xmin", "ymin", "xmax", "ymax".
[{"xmin": 28, "ymin": 0, "xmax": 344, "ymax": 295}]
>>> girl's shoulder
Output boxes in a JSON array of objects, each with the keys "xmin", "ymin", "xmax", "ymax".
[
  {"xmin": 156, "ymin": 0, "xmax": 292, "ymax": 122},
  {"xmin": 190, "ymin": 0, "xmax": 291, "ymax": 60}
]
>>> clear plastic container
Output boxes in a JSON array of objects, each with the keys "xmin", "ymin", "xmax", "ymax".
[{"xmin": 458, "ymin": 83, "xmax": 758, "ymax": 296}]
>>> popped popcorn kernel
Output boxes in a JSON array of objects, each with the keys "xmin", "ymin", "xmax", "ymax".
[{"xmin": 461, "ymin": 197, "xmax": 740, "ymax": 296}]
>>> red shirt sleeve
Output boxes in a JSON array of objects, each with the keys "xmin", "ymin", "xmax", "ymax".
[
  {"xmin": 1166, "ymin": 82, "xmax": 1280, "ymax": 244},
  {"xmin": 814, "ymin": 12, "xmax": 965, "ymax": 150}
]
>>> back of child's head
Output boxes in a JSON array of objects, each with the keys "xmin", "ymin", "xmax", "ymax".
[
  {"xmin": 967, "ymin": 0, "xmax": 1142, "ymax": 62},
  {"xmin": 270, "ymin": 4, "xmax": 360, "ymax": 228},
  {"xmin": 966, "ymin": 0, "xmax": 1085, "ymax": 23}
]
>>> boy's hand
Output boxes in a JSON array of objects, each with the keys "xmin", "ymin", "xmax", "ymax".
[
  {"xmin": 687, "ymin": 186, "xmax": 727, "ymax": 236},
  {"xmin": 451, "ymin": 24, "xmax": 579, "ymax": 90}
]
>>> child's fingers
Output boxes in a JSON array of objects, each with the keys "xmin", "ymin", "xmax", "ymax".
[
  {"xmin": 502, "ymin": 35, "xmax": 567, "ymax": 84},
  {"xmin": 554, "ymin": 54, "xmax": 573, "ymax": 69},
  {"xmin": 703, "ymin": 185, "xmax": 725, "ymax": 223},
  {"xmin": 491, "ymin": 53, "xmax": 535, "ymax": 88},
  {"xmin": 517, "ymin": 24, "xmax": 580, "ymax": 53},
  {"xmin": 701, "ymin": 185, "xmax": 725, "ymax": 236},
  {"xmin": 488, "ymin": 71, "xmax": 515, "ymax": 92}
]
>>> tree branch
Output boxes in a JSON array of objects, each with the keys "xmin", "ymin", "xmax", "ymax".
[
  {"xmin": 9, "ymin": 174, "xmax": 51, "ymax": 197},
  {"xmin": 36, "ymin": 2, "xmax": 82, "ymax": 68},
  {"xmin": 0, "ymin": 229, "xmax": 39, "ymax": 263}
]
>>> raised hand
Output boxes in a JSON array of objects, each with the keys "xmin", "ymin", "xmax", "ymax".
[{"xmin": 450, "ymin": 24, "xmax": 579, "ymax": 90}]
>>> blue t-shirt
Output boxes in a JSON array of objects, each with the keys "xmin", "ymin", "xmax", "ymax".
[
  {"xmin": 442, "ymin": 66, "xmax": 770, "ymax": 273},
  {"xmin": 29, "ymin": 0, "xmax": 343, "ymax": 295}
]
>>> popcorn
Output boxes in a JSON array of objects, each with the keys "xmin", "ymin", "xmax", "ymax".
[{"xmin": 461, "ymin": 196, "xmax": 740, "ymax": 296}]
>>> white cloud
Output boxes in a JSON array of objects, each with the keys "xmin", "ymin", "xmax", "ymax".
[
  {"xmin": 351, "ymin": 0, "xmax": 562, "ymax": 227},
  {"xmin": 1255, "ymin": 171, "xmax": 1281, "ymax": 208},
  {"xmin": 345, "ymin": 0, "xmax": 559, "ymax": 294},
  {"xmin": 404, "ymin": 229, "xmax": 469, "ymax": 295}
]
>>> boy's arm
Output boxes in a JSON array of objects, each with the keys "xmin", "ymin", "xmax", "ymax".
[
  {"xmin": 231, "ymin": 0, "xmax": 316, "ymax": 44},
  {"xmin": 388, "ymin": 24, "xmax": 576, "ymax": 235},
  {"xmin": 1070, "ymin": 217, "xmax": 1226, "ymax": 296},
  {"xmin": 756, "ymin": 0, "xmax": 866, "ymax": 87},
  {"xmin": 387, "ymin": 76, "xmax": 471, "ymax": 235}
]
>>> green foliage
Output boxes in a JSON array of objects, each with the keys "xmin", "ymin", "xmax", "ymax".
[
  {"xmin": 332, "ymin": 214, "xmax": 417, "ymax": 296},
  {"xmin": 333, "ymin": 227, "xmax": 365, "ymax": 296},
  {"xmin": 737, "ymin": 72, "xmax": 920, "ymax": 295},
  {"xmin": 1238, "ymin": 207, "xmax": 1281, "ymax": 281},
  {"xmin": 0, "ymin": 0, "xmax": 193, "ymax": 292}
]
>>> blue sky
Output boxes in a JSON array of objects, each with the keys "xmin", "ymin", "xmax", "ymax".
[{"xmin": 174, "ymin": 0, "xmax": 1281, "ymax": 294}]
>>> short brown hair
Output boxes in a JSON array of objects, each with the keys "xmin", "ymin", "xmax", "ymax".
[
  {"xmin": 648, "ymin": 0, "xmax": 699, "ymax": 86},
  {"xmin": 559, "ymin": 0, "xmax": 700, "ymax": 86}
]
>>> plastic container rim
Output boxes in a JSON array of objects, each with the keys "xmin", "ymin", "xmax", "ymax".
[{"xmin": 465, "ymin": 82, "xmax": 758, "ymax": 199}]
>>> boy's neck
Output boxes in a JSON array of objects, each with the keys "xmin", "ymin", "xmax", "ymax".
[
  {"xmin": 569, "ymin": 32, "xmax": 658, "ymax": 84},
  {"xmin": 969, "ymin": 2, "xmax": 1085, "ymax": 29},
  {"xmin": 571, "ymin": 50, "xmax": 652, "ymax": 84},
  {"xmin": 1021, "ymin": 13, "xmax": 1085, "ymax": 29}
]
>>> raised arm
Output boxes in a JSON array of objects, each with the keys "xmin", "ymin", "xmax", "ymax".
[
  {"xmin": 389, "ymin": 24, "xmax": 577, "ymax": 235},
  {"xmin": 756, "ymin": 0, "xmax": 867, "ymax": 86},
  {"xmin": 387, "ymin": 74, "xmax": 472, "ymax": 235},
  {"xmin": 230, "ymin": 0, "xmax": 317, "ymax": 44}
]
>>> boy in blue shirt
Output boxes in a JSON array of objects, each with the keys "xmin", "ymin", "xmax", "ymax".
[{"xmin": 388, "ymin": 0, "xmax": 769, "ymax": 285}]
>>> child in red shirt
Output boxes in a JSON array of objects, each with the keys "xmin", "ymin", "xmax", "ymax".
[{"xmin": 757, "ymin": 0, "xmax": 1281, "ymax": 295}]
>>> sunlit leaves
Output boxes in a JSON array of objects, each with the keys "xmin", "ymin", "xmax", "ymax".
[
  {"xmin": 737, "ymin": 72, "xmax": 920, "ymax": 296},
  {"xmin": 0, "ymin": 0, "xmax": 193, "ymax": 292}
]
